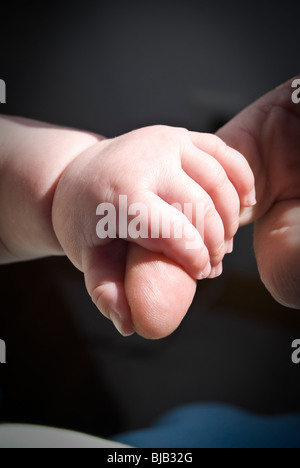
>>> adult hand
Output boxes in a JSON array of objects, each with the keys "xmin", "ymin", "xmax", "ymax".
[
  {"xmin": 126, "ymin": 77, "xmax": 300, "ymax": 340},
  {"xmin": 217, "ymin": 76, "xmax": 300, "ymax": 308}
]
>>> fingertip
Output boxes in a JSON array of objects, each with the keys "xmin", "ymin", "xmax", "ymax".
[
  {"xmin": 90, "ymin": 281, "xmax": 135, "ymax": 337},
  {"xmin": 207, "ymin": 262, "xmax": 223, "ymax": 279},
  {"xmin": 125, "ymin": 244, "xmax": 197, "ymax": 340},
  {"xmin": 110, "ymin": 309, "xmax": 136, "ymax": 337},
  {"xmin": 197, "ymin": 261, "xmax": 212, "ymax": 280},
  {"xmin": 243, "ymin": 187, "xmax": 257, "ymax": 207},
  {"xmin": 139, "ymin": 192, "xmax": 209, "ymax": 280},
  {"xmin": 239, "ymin": 206, "xmax": 256, "ymax": 226},
  {"xmin": 226, "ymin": 146, "xmax": 257, "ymax": 205},
  {"xmin": 226, "ymin": 238, "xmax": 234, "ymax": 254}
]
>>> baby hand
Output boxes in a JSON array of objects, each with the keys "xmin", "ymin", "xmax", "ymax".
[{"xmin": 52, "ymin": 125, "xmax": 255, "ymax": 338}]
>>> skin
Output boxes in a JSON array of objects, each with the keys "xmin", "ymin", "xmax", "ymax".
[
  {"xmin": 127, "ymin": 76, "xmax": 300, "ymax": 338},
  {"xmin": 219, "ymin": 76, "xmax": 300, "ymax": 310},
  {"xmin": 0, "ymin": 120, "xmax": 254, "ymax": 339},
  {"xmin": 2, "ymin": 76, "xmax": 298, "ymax": 340}
]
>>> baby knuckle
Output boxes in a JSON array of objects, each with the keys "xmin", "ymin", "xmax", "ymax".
[{"xmin": 214, "ymin": 135, "xmax": 228, "ymax": 157}]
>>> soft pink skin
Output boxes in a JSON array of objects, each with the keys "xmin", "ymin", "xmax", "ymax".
[
  {"xmin": 52, "ymin": 126, "xmax": 254, "ymax": 338},
  {"xmin": 4, "ymin": 77, "xmax": 299, "ymax": 339},
  {"xmin": 124, "ymin": 76, "xmax": 300, "ymax": 337},
  {"xmin": 218, "ymin": 76, "xmax": 300, "ymax": 309},
  {"xmin": 0, "ymin": 119, "xmax": 254, "ymax": 339},
  {"xmin": 7, "ymin": 80, "xmax": 299, "ymax": 338},
  {"xmin": 126, "ymin": 245, "xmax": 198, "ymax": 340}
]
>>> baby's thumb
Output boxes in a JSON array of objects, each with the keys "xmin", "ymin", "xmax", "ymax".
[
  {"xmin": 125, "ymin": 244, "xmax": 197, "ymax": 340},
  {"xmin": 83, "ymin": 241, "xmax": 135, "ymax": 337}
]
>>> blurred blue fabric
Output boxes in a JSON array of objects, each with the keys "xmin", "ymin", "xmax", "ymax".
[{"xmin": 113, "ymin": 403, "xmax": 300, "ymax": 448}]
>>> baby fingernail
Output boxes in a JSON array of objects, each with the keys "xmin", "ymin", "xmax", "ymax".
[
  {"xmin": 208, "ymin": 262, "xmax": 223, "ymax": 279},
  {"xmin": 198, "ymin": 262, "xmax": 211, "ymax": 280},
  {"xmin": 226, "ymin": 239, "xmax": 234, "ymax": 254},
  {"xmin": 110, "ymin": 310, "xmax": 135, "ymax": 337},
  {"xmin": 245, "ymin": 188, "xmax": 257, "ymax": 207}
]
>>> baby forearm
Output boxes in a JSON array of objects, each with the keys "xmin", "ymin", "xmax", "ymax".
[{"xmin": 0, "ymin": 115, "xmax": 103, "ymax": 263}]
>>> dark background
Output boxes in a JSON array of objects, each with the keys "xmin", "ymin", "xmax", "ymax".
[{"xmin": 0, "ymin": 0, "xmax": 300, "ymax": 439}]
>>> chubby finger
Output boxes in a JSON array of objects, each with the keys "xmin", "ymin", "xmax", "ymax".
[
  {"xmin": 125, "ymin": 243, "xmax": 197, "ymax": 339},
  {"xmin": 181, "ymin": 143, "xmax": 240, "ymax": 241},
  {"xmin": 157, "ymin": 170, "xmax": 226, "ymax": 267},
  {"xmin": 120, "ymin": 191, "xmax": 211, "ymax": 280},
  {"xmin": 83, "ymin": 240, "xmax": 135, "ymax": 337},
  {"xmin": 189, "ymin": 132, "xmax": 256, "ymax": 207}
]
